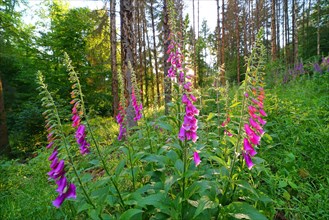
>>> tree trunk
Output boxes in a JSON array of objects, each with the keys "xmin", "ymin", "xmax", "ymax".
[
  {"xmin": 235, "ymin": 0, "xmax": 240, "ymax": 83},
  {"xmin": 150, "ymin": 0, "xmax": 160, "ymax": 106},
  {"xmin": 192, "ymin": 0, "xmax": 197, "ymax": 87},
  {"xmin": 110, "ymin": 0, "xmax": 118, "ymax": 117},
  {"xmin": 276, "ymin": 0, "xmax": 280, "ymax": 58},
  {"xmin": 120, "ymin": 0, "xmax": 137, "ymax": 128},
  {"xmin": 216, "ymin": 0, "xmax": 221, "ymax": 67},
  {"xmin": 293, "ymin": 0, "xmax": 298, "ymax": 63},
  {"xmin": 142, "ymin": 9, "xmax": 149, "ymax": 107},
  {"xmin": 271, "ymin": 0, "xmax": 277, "ymax": 60},
  {"xmin": 0, "ymin": 76, "xmax": 10, "ymax": 155},
  {"xmin": 284, "ymin": 0, "xmax": 289, "ymax": 63},
  {"xmin": 317, "ymin": 0, "xmax": 320, "ymax": 56},
  {"xmin": 221, "ymin": 0, "xmax": 226, "ymax": 84},
  {"xmin": 145, "ymin": 16, "xmax": 155, "ymax": 106},
  {"xmin": 163, "ymin": 0, "xmax": 171, "ymax": 115}
]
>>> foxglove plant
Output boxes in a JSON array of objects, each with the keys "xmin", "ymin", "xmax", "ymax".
[
  {"xmin": 116, "ymin": 70, "xmax": 126, "ymax": 140},
  {"xmin": 129, "ymin": 62, "xmax": 143, "ymax": 122},
  {"xmin": 66, "ymin": 53, "xmax": 91, "ymax": 155},
  {"xmin": 64, "ymin": 53, "xmax": 125, "ymax": 209},
  {"xmin": 37, "ymin": 71, "xmax": 94, "ymax": 209},
  {"xmin": 240, "ymin": 31, "xmax": 267, "ymax": 170}
]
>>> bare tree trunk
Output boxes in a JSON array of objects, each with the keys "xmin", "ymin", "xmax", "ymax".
[
  {"xmin": 145, "ymin": 17, "xmax": 155, "ymax": 106},
  {"xmin": 150, "ymin": 0, "xmax": 160, "ymax": 106},
  {"xmin": 317, "ymin": 0, "xmax": 320, "ymax": 56},
  {"xmin": 120, "ymin": 0, "xmax": 137, "ymax": 128},
  {"xmin": 235, "ymin": 0, "xmax": 240, "ymax": 83},
  {"xmin": 137, "ymin": 0, "xmax": 144, "ymax": 104},
  {"xmin": 293, "ymin": 0, "xmax": 298, "ymax": 63},
  {"xmin": 142, "ymin": 10, "xmax": 149, "ymax": 107},
  {"xmin": 216, "ymin": 0, "xmax": 221, "ymax": 67},
  {"xmin": 292, "ymin": 0, "xmax": 296, "ymax": 64},
  {"xmin": 163, "ymin": 0, "xmax": 171, "ymax": 115},
  {"xmin": 192, "ymin": 0, "xmax": 197, "ymax": 87},
  {"xmin": 221, "ymin": 0, "xmax": 226, "ymax": 84},
  {"xmin": 284, "ymin": 0, "xmax": 289, "ymax": 63},
  {"xmin": 243, "ymin": 0, "xmax": 248, "ymax": 56},
  {"xmin": 271, "ymin": 0, "xmax": 277, "ymax": 60},
  {"xmin": 110, "ymin": 0, "xmax": 118, "ymax": 117},
  {"xmin": 0, "ymin": 76, "xmax": 10, "ymax": 155},
  {"xmin": 276, "ymin": 0, "xmax": 280, "ymax": 58}
]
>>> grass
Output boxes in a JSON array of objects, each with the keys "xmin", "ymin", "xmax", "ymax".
[{"xmin": 0, "ymin": 73, "xmax": 328, "ymax": 219}]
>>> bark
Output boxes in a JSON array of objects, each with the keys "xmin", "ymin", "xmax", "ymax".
[
  {"xmin": 137, "ymin": 0, "xmax": 144, "ymax": 104},
  {"xmin": 110, "ymin": 0, "xmax": 118, "ymax": 117},
  {"xmin": 145, "ymin": 16, "xmax": 155, "ymax": 106},
  {"xmin": 235, "ymin": 0, "xmax": 240, "ymax": 83},
  {"xmin": 276, "ymin": 0, "xmax": 280, "ymax": 58},
  {"xmin": 292, "ymin": 0, "xmax": 296, "ymax": 64},
  {"xmin": 221, "ymin": 0, "xmax": 226, "ymax": 85},
  {"xmin": 317, "ymin": 0, "xmax": 320, "ymax": 56},
  {"xmin": 284, "ymin": 0, "xmax": 289, "ymax": 63},
  {"xmin": 163, "ymin": 0, "xmax": 171, "ymax": 115},
  {"xmin": 216, "ymin": 0, "xmax": 221, "ymax": 67},
  {"xmin": 0, "ymin": 76, "xmax": 10, "ymax": 155},
  {"xmin": 293, "ymin": 0, "xmax": 298, "ymax": 63},
  {"xmin": 271, "ymin": 0, "xmax": 277, "ymax": 60},
  {"xmin": 192, "ymin": 0, "xmax": 197, "ymax": 87},
  {"xmin": 120, "ymin": 0, "xmax": 137, "ymax": 128},
  {"xmin": 142, "ymin": 7, "xmax": 148, "ymax": 107},
  {"xmin": 150, "ymin": 0, "xmax": 160, "ymax": 106}
]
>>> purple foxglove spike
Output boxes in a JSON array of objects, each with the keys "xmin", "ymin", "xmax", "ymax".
[
  {"xmin": 243, "ymin": 152, "xmax": 254, "ymax": 170},
  {"xmin": 193, "ymin": 152, "xmax": 201, "ymax": 166}
]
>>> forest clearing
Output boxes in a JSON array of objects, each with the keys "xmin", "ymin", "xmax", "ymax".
[{"xmin": 0, "ymin": 0, "xmax": 328, "ymax": 219}]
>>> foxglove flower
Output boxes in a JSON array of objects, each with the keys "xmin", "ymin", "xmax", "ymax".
[
  {"xmin": 116, "ymin": 104, "xmax": 126, "ymax": 141},
  {"xmin": 193, "ymin": 152, "xmax": 201, "ymax": 167},
  {"xmin": 75, "ymin": 124, "xmax": 90, "ymax": 155}
]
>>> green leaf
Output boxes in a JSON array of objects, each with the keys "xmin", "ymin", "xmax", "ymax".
[
  {"xmin": 236, "ymin": 180, "xmax": 259, "ymax": 198},
  {"xmin": 193, "ymin": 196, "xmax": 216, "ymax": 219},
  {"xmin": 119, "ymin": 209, "xmax": 143, "ymax": 220},
  {"xmin": 174, "ymin": 159, "xmax": 184, "ymax": 174},
  {"xmin": 206, "ymin": 112, "xmax": 216, "ymax": 122},
  {"xmin": 77, "ymin": 203, "xmax": 93, "ymax": 214},
  {"xmin": 89, "ymin": 209, "xmax": 100, "ymax": 220},
  {"xmin": 278, "ymin": 180, "xmax": 287, "ymax": 188},
  {"xmin": 157, "ymin": 122, "xmax": 173, "ymax": 132},
  {"xmin": 136, "ymin": 193, "xmax": 166, "ymax": 208},
  {"xmin": 115, "ymin": 159, "xmax": 126, "ymax": 177},
  {"xmin": 230, "ymin": 102, "xmax": 241, "ymax": 108},
  {"xmin": 225, "ymin": 202, "xmax": 267, "ymax": 220}
]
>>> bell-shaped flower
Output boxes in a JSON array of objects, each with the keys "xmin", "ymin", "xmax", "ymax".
[{"xmin": 193, "ymin": 151, "xmax": 201, "ymax": 166}]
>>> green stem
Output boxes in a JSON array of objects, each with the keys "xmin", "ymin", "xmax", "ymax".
[
  {"xmin": 128, "ymin": 144, "xmax": 136, "ymax": 190},
  {"xmin": 181, "ymin": 140, "xmax": 188, "ymax": 220}
]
